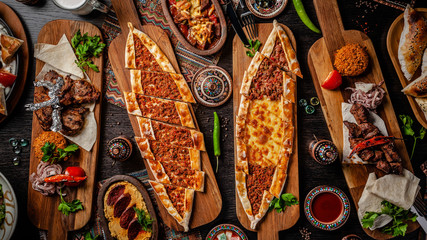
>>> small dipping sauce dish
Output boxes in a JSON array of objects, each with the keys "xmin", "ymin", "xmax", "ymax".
[{"xmin": 304, "ymin": 185, "xmax": 350, "ymax": 231}]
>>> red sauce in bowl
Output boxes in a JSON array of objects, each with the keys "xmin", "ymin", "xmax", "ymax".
[{"xmin": 311, "ymin": 192, "xmax": 343, "ymax": 223}]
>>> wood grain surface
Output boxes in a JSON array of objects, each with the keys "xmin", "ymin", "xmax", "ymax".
[
  {"xmin": 308, "ymin": 0, "xmax": 418, "ymax": 239},
  {"xmin": 96, "ymin": 175, "xmax": 159, "ymax": 240},
  {"xmin": 26, "ymin": 20, "xmax": 103, "ymax": 240},
  {"xmin": 387, "ymin": 8, "xmax": 427, "ymax": 129},
  {"xmin": 161, "ymin": 0, "xmax": 227, "ymax": 56},
  {"xmin": 0, "ymin": 2, "xmax": 29, "ymax": 124},
  {"xmin": 108, "ymin": 0, "xmax": 222, "ymax": 231},
  {"xmin": 233, "ymin": 23, "xmax": 299, "ymax": 240}
]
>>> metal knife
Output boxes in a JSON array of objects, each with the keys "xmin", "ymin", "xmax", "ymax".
[
  {"xmin": 225, "ymin": 0, "xmax": 250, "ymax": 46},
  {"xmin": 410, "ymin": 205, "xmax": 427, "ymax": 233}
]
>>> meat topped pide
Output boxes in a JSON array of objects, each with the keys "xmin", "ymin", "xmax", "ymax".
[
  {"xmin": 133, "ymin": 34, "xmax": 163, "ymax": 72},
  {"xmin": 246, "ymin": 163, "xmax": 275, "ymax": 215},
  {"xmin": 136, "ymin": 94, "xmax": 181, "ymax": 125},
  {"xmin": 139, "ymin": 71, "xmax": 183, "ymax": 101},
  {"xmin": 165, "ymin": 185, "xmax": 185, "ymax": 217},
  {"xmin": 248, "ymin": 58, "xmax": 283, "ymax": 101},
  {"xmin": 151, "ymin": 121, "xmax": 193, "ymax": 148}
]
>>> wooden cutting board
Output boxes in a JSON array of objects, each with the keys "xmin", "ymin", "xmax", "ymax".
[
  {"xmin": 108, "ymin": 0, "xmax": 222, "ymax": 231},
  {"xmin": 387, "ymin": 8, "xmax": 427, "ymax": 129},
  {"xmin": 232, "ymin": 23, "xmax": 299, "ymax": 240},
  {"xmin": 0, "ymin": 2, "xmax": 29, "ymax": 124},
  {"xmin": 27, "ymin": 20, "xmax": 103, "ymax": 240},
  {"xmin": 307, "ymin": 0, "xmax": 418, "ymax": 238}
]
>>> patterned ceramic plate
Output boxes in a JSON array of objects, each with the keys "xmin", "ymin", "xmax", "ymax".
[
  {"xmin": 206, "ymin": 224, "xmax": 248, "ymax": 240},
  {"xmin": 304, "ymin": 185, "xmax": 350, "ymax": 231},
  {"xmin": 245, "ymin": 0, "xmax": 288, "ymax": 19},
  {"xmin": 0, "ymin": 172, "xmax": 18, "ymax": 240},
  {"xmin": 192, "ymin": 66, "xmax": 232, "ymax": 107}
]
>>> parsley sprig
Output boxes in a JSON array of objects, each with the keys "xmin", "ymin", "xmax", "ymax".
[
  {"xmin": 83, "ymin": 231, "xmax": 99, "ymax": 240},
  {"xmin": 244, "ymin": 39, "xmax": 261, "ymax": 57},
  {"xmin": 362, "ymin": 201, "xmax": 417, "ymax": 237},
  {"xmin": 399, "ymin": 114, "xmax": 426, "ymax": 159},
  {"xmin": 134, "ymin": 207, "xmax": 154, "ymax": 232},
  {"xmin": 58, "ymin": 189, "xmax": 84, "ymax": 216},
  {"xmin": 268, "ymin": 193, "xmax": 299, "ymax": 213},
  {"xmin": 41, "ymin": 142, "xmax": 79, "ymax": 164},
  {"xmin": 71, "ymin": 30, "xmax": 105, "ymax": 72}
]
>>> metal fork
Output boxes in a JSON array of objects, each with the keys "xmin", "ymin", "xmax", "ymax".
[
  {"xmin": 239, "ymin": 0, "xmax": 257, "ymax": 40},
  {"xmin": 413, "ymin": 194, "xmax": 426, "ymax": 217}
]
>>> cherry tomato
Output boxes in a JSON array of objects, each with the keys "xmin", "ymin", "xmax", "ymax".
[
  {"xmin": 209, "ymin": 14, "xmax": 218, "ymax": 24},
  {"xmin": 0, "ymin": 71, "xmax": 16, "ymax": 88},
  {"xmin": 321, "ymin": 70, "xmax": 342, "ymax": 90},
  {"xmin": 64, "ymin": 166, "xmax": 86, "ymax": 187}
]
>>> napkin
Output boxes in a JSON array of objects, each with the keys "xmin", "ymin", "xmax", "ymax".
[
  {"xmin": 358, "ymin": 170, "xmax": 421, "ymax": 229},
  {"xmin": 34, "ymin": 35, "xmax": 84, "ymax": 78}
]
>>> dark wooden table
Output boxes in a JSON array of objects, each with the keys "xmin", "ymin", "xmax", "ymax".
[{"xmin": 0, "ymin": 0, "xmax": 426, "ymax": 239}]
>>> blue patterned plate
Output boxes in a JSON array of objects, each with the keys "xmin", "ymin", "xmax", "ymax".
[
  {"xmin": 206, "ymin": 224, "xmax": 248, "ymax": 240},
  {"xmin": 192, "ymin": 66, "xmax": 232, "ymax": 107},
  {"xmin": 304, "ymin": 185, "xmax": 350, "ymax": 231}
]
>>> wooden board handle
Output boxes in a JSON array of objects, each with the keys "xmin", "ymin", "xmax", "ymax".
[
  {"xmin": 48, "ymin": 215, "xmax": 67, "ymax": 240},
  {"xmin": 313, "ymin": 0, "xmax": 345, "ymax": 50},
  {"xmin": 258, "ymin": 230, "xmax": 279, "ymax": 240},
  {"xmin": 111, "ymin": 0, "xmax": 143, "ymax": 33}
]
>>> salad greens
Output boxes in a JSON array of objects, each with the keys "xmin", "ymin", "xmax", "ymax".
[
  {"xmin": 361, "ymin": 201, "xmax": 417, "ymax": 237},
  {"xmin": 134, "ymin": 207, "xmax": 153, "ymax": 232},
  {"xmin": 71, "ymin": 30, "xmax": 105, "ymax": 72},
  {"xmin": 244, "ymin": 39, "xmax": 261, "ymax": 58},
  {"xmin": 41, "ymin": 142, "xmax": 78, "ymax": 163},
  {"xmin": 399, "ymin": 114, "xmax": 426, "ymax": 159},
  {"xmin": 268, "ymin": 193, "xmax": 299, "ymax": 213},
  {"xmin": 58, "ymin": 189, "xmax": 84, "ymax": 216}
]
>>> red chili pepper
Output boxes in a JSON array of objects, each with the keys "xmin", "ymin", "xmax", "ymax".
[
  {"xmin": 44, "ymin": 174, "xmax": 87, "ymax": 183},
  {"xmin": 348, "ymin": 136, "xmax": 395, "ymax": 158}
]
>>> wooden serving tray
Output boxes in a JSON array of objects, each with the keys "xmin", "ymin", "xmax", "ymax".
[
  {"xmin": 97, "ymin": 175, "xmax": 159, "ymax": 240},
  {"xmin": 0, "ymin": 2, "xmax": 29, "ymax": 124},
  {"xmin": 108, "ymin": 0, "xmax": 222, "ymax": 231},
  {"xmin": 387, "ymin": 8, "xmax": 427, "ymax": 129},
  {"xmin": 232, "ymin": 23, "xmax": 299, "ymax": 240},
  {"xmin": 27, "ymin": 20, "xmax": 103, "ymax": 240},
  {"xmin": 307, "ymin": 0, "xmax": 418, "ymax": 238}
]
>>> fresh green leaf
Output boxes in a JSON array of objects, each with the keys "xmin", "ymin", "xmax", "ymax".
[
  {"xmin": 246, "ymin": 50, "xmax": 255, "ymax": 57},
  {"xmin": 244, "ymin": 39, "xmax": 262, "ymax": 58},
  {"xmin": 41, "ymin": 142, "xmax": 78, "ymax": 163},
  {"xmin": 361, "ymin": 201, "xmax": 416, "ymax": 237},
  {"xmin": 268, "ymin": 193, "xmax": 298, "ymax": 213},
  {"xmin": 134, "ymin": 207, "xmax": 153, "ymax": 232},
  {"xmin": 58, "ymin": 190, "xmax": 84, "ymax": 216},
  {"xmin": 399, "ymin": 114, "xmax": 425, "ymax": 159},
  {"xmin": 72, "ymin": 30, "xmax": 105, "ymax": 72},
  {"xmin": 419, "ymin": 127, "xmax": 426, "ymax": 140}
]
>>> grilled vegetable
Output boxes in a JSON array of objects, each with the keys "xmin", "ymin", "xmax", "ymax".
[
  {"xmin": 348, "ymin": 136, "xmax": 395, "ymax": 158},
  {"xmin": 44, "ymin": 174, "xmax": 87, "ymax": 184}
]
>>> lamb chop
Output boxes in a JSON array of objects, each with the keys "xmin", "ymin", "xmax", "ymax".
[
  {"xmin": 376, "ymin": 160, "xmax": 391, "ymax": 173},
  {"xmin": 344, "ymin": 121, "xmax": 361, "ymax": 138},
  {"xmin": 349, "ymin": 137, "xmax": 375, "ymax": 162},
  {"xmin": 359, "ymin": 122, "xmax": 381, "ymax": 139},
  {"xmin": 61, "ymin": 107, "xmax": 88, "ymax": 136}
]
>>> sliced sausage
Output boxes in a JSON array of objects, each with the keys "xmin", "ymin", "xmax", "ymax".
[
  {"xmin": 127, "ymin": 218, "xmax": 142, "ymax": 240},
  {"xmin": 113, "ymin": 193, "xmax": 131, "ymax": 218},
  {"xmin": 107, "ymin": 184, "xmax": 125, "ymax": 206},
  {"xmin": 120, "ymin": 204, "xmax": 136, "ymax": 229}
]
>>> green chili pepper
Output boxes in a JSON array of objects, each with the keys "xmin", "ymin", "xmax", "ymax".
[
  {"xmin": 213, "ymin": 112, "xmax": 221, "ymax": 173},
  {"xmin": 293, "ymin": 0, "xmax": 321, "ymax": 34}
]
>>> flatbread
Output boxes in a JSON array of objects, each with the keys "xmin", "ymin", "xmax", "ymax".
[
  {"xmin": 125, "ymin": 22, "xmax": 176, "ymax": 73},
  {"xmin": 149, "ymin": 181, "xmax": 194, "ymax": 232},
  {"xmin": 137, "ymin": 117, "xmax": 206, "ymax": 151},
  {"xmin": 135, "ymin": 136, "xmax": 201, "ymax": 170},
  {"xmin": 124, "ymin": 92, "xmax": 195, "ymax": 128},
  {"xmin": 398, "ymin": 6, "xmax": 427, "ymax": 80},
  {"xmin": 262, "ymin": 20, "xmax": 303, "ymax": 78},
  {"xmin": 0, "ymin": 34, "xmax": 23, "ymax": 63},
  {"xmin": 130, "ymin": 70, "xmax": 195, "ymax": 103}
]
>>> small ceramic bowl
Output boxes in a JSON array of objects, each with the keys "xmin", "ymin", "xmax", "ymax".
[
  {"xmin": 192, "ymin": 66, "xmax": 232, "ymax": 107},
  {"xmin": 304, "ymin": 185, "xmax": 350, "ymax": 231},
  {"xmin": 206, "ymin": 224, "xmax": 248, "ymax": 240},
  {"xmin": 245, "ymin": 0, "xmax": 288, "ymax": 19}
]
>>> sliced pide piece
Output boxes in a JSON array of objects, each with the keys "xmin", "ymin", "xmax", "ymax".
[
  {"xmin": 261, "ymin": 20, "xmax": 302, "ymax": 78},
  {"xmin": 125, "ymin": 22, "xmax": 176, "ymax": 73},
  {"xmin": 124, "ymin": 92, "xmax": 195, "ymax": 128},
  {"xmin": 269, "ymin": 166, "xmax": 287, "ymax": 198},
  {"xmin": 130, "ymin": 70, "xmax": 195, "ymax": 103},
  {"xmin": 135, "ymin": 136, "xmax": 201, "ymax": 171},
  {"xmin": 149, "ymin": 180, "xmax": 194, "ymax": 232},
  {"xmin": 240, "ymin": 52, "xmax": 288, "ymax": 101},
  {"xmin": 137, "ymin": 117, "xmax": 206, "ymax": 151},
  {"xmin": 0, "ymin": 34, "xmax": 23, "ymax": 63}
]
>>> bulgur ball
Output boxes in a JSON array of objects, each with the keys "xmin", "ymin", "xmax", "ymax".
[
  {"xmin": 33, "ymin": 131, "xmax": 67, "ymax": 162},
  {"xmin": 333, "ymin": 44, "xmax": 369, "ymax": 77}
]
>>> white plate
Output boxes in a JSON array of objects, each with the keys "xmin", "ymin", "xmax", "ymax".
[{"xmin": 0, "ymin": 172, "xmax": 17, "ymax": 240}]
